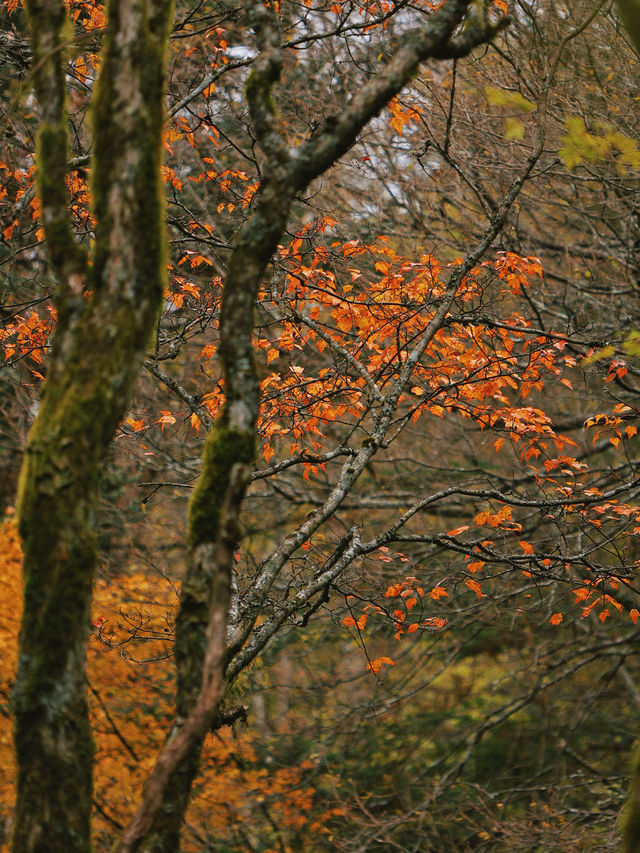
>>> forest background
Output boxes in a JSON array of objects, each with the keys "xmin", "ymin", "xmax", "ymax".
[{"xmin": 2, "ymin": 0, "xmax": 640, "ymax": 850}]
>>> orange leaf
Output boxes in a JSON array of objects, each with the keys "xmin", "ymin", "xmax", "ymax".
[
  {"xmin": 156, "ymin": 410, "xmax": 176, "ymax": 431},
  {"xmin": 518, "ymin": 540, "xmax": 534, "ymax": 555},
  {"xmin": 465, "ymin": 579, "xmax": 485, "ymax": 599},
  {"xmin": 429, "ymin": 586, "xmax": 448, "ymax": 600},
  {"xmin": 367, "ymin": 656, "xmax": 395, "ymax": 674},
  {"xmin": 199, "ymin": 343, "xmax": 216, "ymax": 360},
  {"xmin": 424, "ymin": 616, "xmax": 447, "ymax": 630},
  {"xmin": 573, "ymin": 587, "xmax": 591, "ymax": 604},
  {"xmin": 549, "ymin": 613, "xmax": 563, "ymax": 626}
]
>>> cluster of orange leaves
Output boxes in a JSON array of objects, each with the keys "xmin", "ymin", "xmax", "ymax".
[
  {"xmin": 0, "ymin": 161, "xmax": 40, "ymax": 245},
  {"xmin": 584, "ymin": 402, "xmax": 639, "ymax": 448},
  {"xmin": 0, "ymin": 307, "xmax": 55, "ymax": 376},
  {"xmin": 0, "ymin": 520, "xmax": 329, "ymax": 851},
  {"xmin": 387, "ymin": 96, "xmax": 422, "ymax": 136},
  {"xmin": 149, "ymin": 233, "xmax": 580, "ymax": 478},
  {"xmin": 244, "ymin": 230, "xmax": 574, "ymax": 467},
  {"xmin": 342, "ymin": 571, "xmax": 449, "ymax": 674},
  {"xmin": 340, "ymin": 478, "xmax": 640, "ymax": 661}
]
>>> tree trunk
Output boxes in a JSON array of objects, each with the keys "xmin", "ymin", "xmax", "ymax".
[
  {"xmin": 12, "ymin": 2, "xmax": 173, "ymax": 851},
  {"xmin": 616, "ymin": 0, "xmax": 640, "ymax": 53},
  {"xmin": 119, "ymin": 1, "xmax": 506, "ymax": 849}
]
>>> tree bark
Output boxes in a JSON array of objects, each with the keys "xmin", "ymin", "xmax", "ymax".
[
  {"xmin": 12, "ymin": 2, "xmax": 173, "ymax": 852},
  {"xmin": 623, "ymin": 744, "xmax": 640, "ymax": 852},
  {"xmin": 616, "ymin": 0, "xmax": 640, "ymax": 54}
]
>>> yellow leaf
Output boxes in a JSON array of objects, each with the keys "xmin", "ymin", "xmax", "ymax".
[
  {"xmin": 485, "ymin": 86, "xmax": 537, "ymax": 112},
  {"xmin": 504, "ymin": 117, "xmax": 524, "ymax": 140}
]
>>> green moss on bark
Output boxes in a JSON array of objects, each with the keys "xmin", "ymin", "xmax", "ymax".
[
  {"xmin": 623, "ymin": 745, "xmax": 640, "ymax": 852},
  {"xmin": 36, "ymin": 125, "xmax": 87, "ymax": 280},
  {"xmin": 90, "ymin": 1, "xmax": 169, "ymax": 303},
  {"xmin": 13, "ymin": 2, "xmax": 174, "ymax": 851},
  {"xmin": 616, "ymin": 0, "xmax": 640, "ymax": 54},
  {"xmin": 13, "ymin": 416, "xmax": 97, "ymax": 853},
  {"xmin": 244, "ymin": 66, "xmax": 279, "ymax": 119},
  {"xmin": 25, "ymin": 0, "xmax": 87, "ymax": 291},
  {"xmin": 187, "ymin": 419, "xmax": 256, "ymax": 550},
  {"xmin": 135, "ymin": 418, "xmax": 256, "ymax": 852},
  {"xmin": 174, "ymin": 418, "xmax": 255, "ymax": 710}
]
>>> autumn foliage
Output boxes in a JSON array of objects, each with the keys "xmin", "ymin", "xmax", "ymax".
[
  {"xmin": 0, "ymin": 518, "xmax": 329, "ymax": 851},
  {"xmin": 2, "ymin": 0, "xmax": 640, "ymax": 849}
]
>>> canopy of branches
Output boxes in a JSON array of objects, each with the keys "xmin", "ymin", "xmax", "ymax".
[{"xmin": 1, "ymin": 0, "xmax": 640, "ymax": 851}]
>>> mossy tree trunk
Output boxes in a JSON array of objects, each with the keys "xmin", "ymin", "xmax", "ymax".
[
  {"xmin": 12, "ymin": 2, "xmax": 173, "ymax": 852},
  {"xmin": 616, "ymin": 0, "xmax": 640, "ymax": 54},
  {"xmin": 117, "ymin": 2, "xmax": 506, "ymax": 851},
  {"xmin": 623, "ymin": 744, "xmax": 640, "ymax": 852}
]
